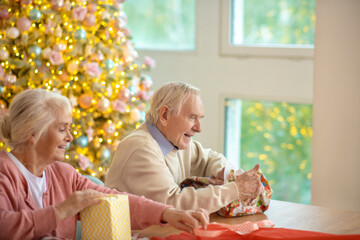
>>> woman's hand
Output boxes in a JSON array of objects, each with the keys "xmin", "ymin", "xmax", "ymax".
[
  {"xmin": 235, "ymin": 164, "xmax": 264, "ymax": 201},
  {"xmin": 161, "ymin": 208, "xmax": 209, "ymax": 234},
  {"xmin": 54, "ymin": 189, "xmax": 105, "ymax": 221}
]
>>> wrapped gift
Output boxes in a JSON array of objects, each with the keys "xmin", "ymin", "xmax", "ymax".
[
  {"xmin": 180, "ymin": 168, "xmax": 272, "ymax": 218},
  {"xmin": 81, "ymin": 194, "xmax": 131, "ymax": 240},
  {"xmin": 218, "ymin": 168, "xmax": 272, "ymax": 217}
]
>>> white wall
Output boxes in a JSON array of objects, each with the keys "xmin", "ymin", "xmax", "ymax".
[{"xmin": 311, "ymin": 0, "xmax": 360, "ymax": 212}]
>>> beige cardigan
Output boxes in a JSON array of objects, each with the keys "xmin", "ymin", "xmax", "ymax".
[{"xmin": 105, "ymin": 123, "xmax": 239, "ymax": 213}]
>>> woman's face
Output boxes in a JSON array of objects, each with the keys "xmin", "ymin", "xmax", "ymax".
[{"xmin": 34, "ymin": 113, "xmax": 73, "ymax": 163}]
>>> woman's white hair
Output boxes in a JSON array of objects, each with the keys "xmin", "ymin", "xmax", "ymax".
[
  {"xmin": 145, "ymin": 82, "xmax": 200, "ymax": 125},
  {"xmin": 0, "ymin": 88, "xmax": 72, "ymax": 151}
]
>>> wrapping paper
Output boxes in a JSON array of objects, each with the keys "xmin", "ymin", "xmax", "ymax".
[
  {"xmin": 193, "ymin": 220, "xmax": 274, "ymax": 237},
  {"xmin": 151, "ymin": 227, "xmax": 360, "ymax": 240},
  {"xmin": 81, "ymin": 194, "xmax": 131, "ymax": 240},
  {"xmin": 180, "ymin": 167, "xmax": 272, "ymax": 217}
]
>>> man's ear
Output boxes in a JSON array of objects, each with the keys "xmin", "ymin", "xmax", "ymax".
[{"xmin": 158, "ymin": 105, "xmax": 170, "ymax": 126}]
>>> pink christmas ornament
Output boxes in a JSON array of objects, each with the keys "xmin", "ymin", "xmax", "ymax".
[
  {"xmin": 7, "ymin": 27, "xmax": 20, "ymax": 39},
  {"xmin": 84, "ymin": 62, "xmax": 101, "ymax": 77},
  {"xmin": 84, "ymin": 14, "xmax": 96, "ymax": 27},
  {"xmin": 51, "ymin": 0, "xmax": 64, "ymax": 11},
  {"xmin": 72, "ymin": 6, "xmax": 87, "ymax": 21},
  {"xmin": 16, "ymin": 17, "xmax": 31, "ymax": 32},
  {"xmin": 78, "ymin": 154, "xmax": 90, "ymax": 171},
  {"xmin": 144, "ymin": 56, "xmax": 156, "ymax": 68},
  {"xmin": 138, "ymin": 90, "xmax": 153, "ymax": 101},
  {"xmin": 48, "ymin": 50, "xmax": 64, "ymax": 65},
  {"xmin": 0, "ymin": 9, "xmax": 10, "ymax": 20},
  {"xmin": 21, "ymin": 0, "xmax": 33, "ymax": 5},
  {"xmin": 2, "ymin": 73, "xmax": 17, "ymax": 86},
  {"xmin": 0, "ymin": 49, "xmax": 9, "ymax": 61},
  {"xmin": 111, "ymin": 99, "xmax": 126, "ymax": 113}
]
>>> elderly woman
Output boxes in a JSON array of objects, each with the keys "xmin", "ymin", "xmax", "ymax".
[{"xmin": 0, "ymin": 89, "xmax": 209, "ymax": 240}]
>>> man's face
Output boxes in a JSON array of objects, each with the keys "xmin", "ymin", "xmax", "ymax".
[{"xmin": 162, "ymin": 94, "xmax": 204, "ymax": 150}]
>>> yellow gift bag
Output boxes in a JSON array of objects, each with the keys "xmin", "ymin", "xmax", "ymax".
[{"xmin": 81, "ymin": 194, "xmax": 131, "ymax": 240}]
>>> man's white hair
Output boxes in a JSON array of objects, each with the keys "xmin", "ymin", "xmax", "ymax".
[{"xmin": 145, "ymin": 82, "xmax": 200, "ymax": 125}]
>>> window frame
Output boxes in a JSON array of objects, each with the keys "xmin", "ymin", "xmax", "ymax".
[{"xmin": 219, "ymin": 0, "xmax": 314, "ymax": 59}]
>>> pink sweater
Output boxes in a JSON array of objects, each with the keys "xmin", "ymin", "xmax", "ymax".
[{"xmin": 0, "ymin": 151, "xmax": 170, "ymax": 240}]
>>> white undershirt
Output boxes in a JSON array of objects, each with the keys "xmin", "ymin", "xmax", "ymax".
[{"xmin": 7, "ymin": 152, "xmax": 47, "ymax": 208}]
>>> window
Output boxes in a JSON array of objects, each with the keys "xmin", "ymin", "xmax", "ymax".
[
  {"xmin": 224, "ymin": 98, "xmax": 312, "ymax": 204},
  {"xmin": 221, "ymin": 0, "xmax": 316, "ymax": 58},
  {"xmin": 123, "ymin": 0, "xmax": 196, "ymax": 50}
]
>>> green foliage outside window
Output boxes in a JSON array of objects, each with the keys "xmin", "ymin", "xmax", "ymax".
[
  {"xmin": 225, "ymin": 99, "xmax": 313, "ymax": 204},
  {"xmin": 123, "ymin": 0, "xmax": 196, "ymax": 50},
  {"xmin": 232, "ymin": 0, "xmax": 316, "ymax": 46}
]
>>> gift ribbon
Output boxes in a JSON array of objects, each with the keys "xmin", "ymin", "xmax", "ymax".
[{"xmin": 193, "ymin": 220, "xmax": 274, "ymax": 237}]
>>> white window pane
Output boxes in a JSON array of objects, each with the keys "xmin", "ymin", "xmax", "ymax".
[
  {"xmin": 232, "ymin": 0, "xmax": 316, "ymax": 47},
  {"xmin": 123, "ymin": 0, "xmax": 196, "ymax": 50},
  {"xmin": 225, "ymin": 98, "xmax": 313, "ymax": 204}
]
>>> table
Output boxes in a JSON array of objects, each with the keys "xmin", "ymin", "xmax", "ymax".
[{"xmin": 133, "ymin": 200, "xmax": 360, "ymax": 238}]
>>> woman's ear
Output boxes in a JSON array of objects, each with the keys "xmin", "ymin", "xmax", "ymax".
[
  {"xmin": 158, "ymin": 105, "xmax": 170, "ymax": 126},
  {"xmin": 27, "ymin": 134, "xmax": 36, "ymax": 145}
]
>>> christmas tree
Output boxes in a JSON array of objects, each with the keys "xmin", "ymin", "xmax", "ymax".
[{"xmin": 0, "ymin": 0, "xmax": 155, "ymax": 180}]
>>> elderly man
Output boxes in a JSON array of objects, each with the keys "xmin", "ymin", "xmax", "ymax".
[{"xmin": 105, "ymin": 82, "xmax": 263, "ymax": 213}]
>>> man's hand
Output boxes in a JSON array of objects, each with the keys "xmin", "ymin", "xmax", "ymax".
[
  {"xmin": 234, "ymin": 164, "xmax": 264, "ymax": 201},
  {"xmin": 161, "ymin": 208, "xmax": 209, "ymax": 234},
  {"xmin": 215, "ymin": 167, "xmax": 225, "ymax": 185}
]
